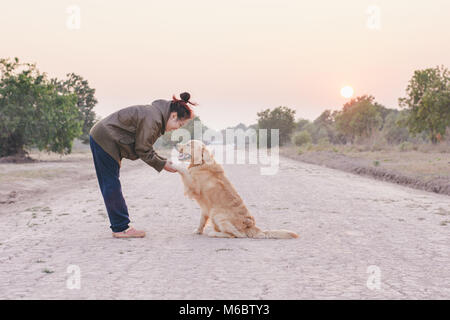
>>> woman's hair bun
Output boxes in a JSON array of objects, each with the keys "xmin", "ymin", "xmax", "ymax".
[
  {"xmin": 170, "ymin": 91, "xmax": 197, "ymax": 120},
  {"xmin": 180, "ymin": 92, "xmax": 191, "ymax": 102}
]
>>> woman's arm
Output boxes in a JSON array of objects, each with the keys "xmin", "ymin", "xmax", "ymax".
[
  {"xmin": 134, "ymin": 120, "xmax": 167, "ymax": 172},
  {"xmin": 163, "ymin": 160, "xmax": 178, "ymax": 173}
]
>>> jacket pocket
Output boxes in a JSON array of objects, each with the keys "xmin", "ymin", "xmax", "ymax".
[{"xmin": 118, "ymin": 137, "xmax": 138, "ymax": 160}]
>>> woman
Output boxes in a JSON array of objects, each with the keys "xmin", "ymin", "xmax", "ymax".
[{"xmin": 89, "ymin": 92, "xmax": 196, "ymax": 238}]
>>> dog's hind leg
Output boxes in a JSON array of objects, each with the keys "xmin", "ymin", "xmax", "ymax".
[
  {"xmin": 212, "ymin": 215, "xmax": 246, "ymax": 238},
  {"xmin": 220, "ymin": 221, "xmax": 246, "ymax": 238}
]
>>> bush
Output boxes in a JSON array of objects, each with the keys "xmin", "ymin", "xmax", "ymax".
[
  {"xmin": 293, "ymin": 130, "xmax": 312, "ymax": 146},
  {"xmin": 370, "ymin": 137, "xmax": 388, "ymax": 151},
  {"xmin": 418, "ymin": 143, "xmax": 435, "ymax": 153},
  {"xmin": 257, "ymin": 106, "xmax": 296, "ymax": 147},
  {"xmin": 399, "ymin": 141, "xmax": 413, "ymax": 152},
  {"xmin": 0, "ymin": 58, "xmax": 83, "ymax": 157},
  {"xmin": 383, "ymin": 111, "xmax": 410, "ymax": 144},
  {"xmin": 317, "ymin": 136, "xmax": 330, "ymax": 145}
]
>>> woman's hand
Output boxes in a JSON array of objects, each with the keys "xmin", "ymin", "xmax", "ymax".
[{"xmin": 163, "ymin": 160, "xmax": 178, "ymax": 173}]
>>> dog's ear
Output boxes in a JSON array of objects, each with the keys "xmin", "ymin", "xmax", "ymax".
[
  {"xmin": 192, "ymin": 143, "xmax": 203, "ymax": 165},
  {"xmin": 202, "ymin": 145, "xmax": 214, "ymax": 164}
]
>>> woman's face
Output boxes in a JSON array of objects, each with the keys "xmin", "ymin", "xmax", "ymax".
[{"xmin": 166, "ymin": 112, "xmax": 191, "ymax": 132}]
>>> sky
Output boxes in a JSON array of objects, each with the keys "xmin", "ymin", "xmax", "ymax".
[{"xmin": 1, "ymin": 0, "xmax": 450, "ymax": 130}]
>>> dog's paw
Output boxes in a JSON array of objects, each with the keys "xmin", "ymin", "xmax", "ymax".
[
  {"xmin": 193, "ymin": 228, "xmax": 203, "ymax": 235},
  {"xmin": 173, "ymin": 163, "xmax": 188, "ymax": 173}
]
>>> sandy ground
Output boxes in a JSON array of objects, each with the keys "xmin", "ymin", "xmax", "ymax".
[{"xmin": 0, "ymin": 149, "xmax": 449, "ymax": 299}]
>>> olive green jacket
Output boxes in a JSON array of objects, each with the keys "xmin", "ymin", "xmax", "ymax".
[{"xmin": 89, "ymin": 99, "xmax": 171, "ymax": 172}]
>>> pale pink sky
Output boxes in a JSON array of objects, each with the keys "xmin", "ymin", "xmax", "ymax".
[{"xmin": 2, "ymin": 0, "xmax": 449, "ymax": 130}]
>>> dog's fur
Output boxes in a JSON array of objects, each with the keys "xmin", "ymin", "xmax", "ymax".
[{"xmin": 173, "ymin": 140, "xmax": 299, "ymax": 239}]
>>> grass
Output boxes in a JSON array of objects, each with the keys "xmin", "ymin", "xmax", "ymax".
[
  {"xmin": 283, "ymin": 141, "xmax": 450, "ymax": 180},
  {"xmin": 296, "ymin": 140, "xmax": 450, "ymax": 154},
  {"xmin": 0, "ymin": 168, "xmax": 70, "ymax": 182}
]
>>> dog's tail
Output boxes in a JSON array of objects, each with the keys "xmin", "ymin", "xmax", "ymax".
[
  {"xmin": 248, "ymin": 227, "xmax": 299, "ymax": 239},
  {"xmin": 262, "ymin": 229, "xmax": 299, "ymax": 239}
]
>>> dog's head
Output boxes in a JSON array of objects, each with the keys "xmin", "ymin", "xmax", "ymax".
[{"xmin": 176, "ymin": 140, "xmax": 214, "ymax": 166}]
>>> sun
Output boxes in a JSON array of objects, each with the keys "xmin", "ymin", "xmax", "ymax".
[{"xmin": 340, "ymin": 86, "xmax": 354, "ymax": 98}]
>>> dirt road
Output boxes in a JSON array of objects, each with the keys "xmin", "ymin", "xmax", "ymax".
[{"xmin": 0, "ymin": 153, "xmax": 449, "ymax": 299}]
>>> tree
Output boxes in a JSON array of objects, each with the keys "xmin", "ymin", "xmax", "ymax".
[
  {"xmin": 218, "ymin": 122, "xmax": 255, "ymax": 146},
  {"xmin": 314, "ymin": 109, "xmax": 335, "ymax": 127},
  {"xmin": 257, "ymin": 106, "xmax": 296, "ymax": 147},
  {"xmin": 381, "ymin": 110, "xmax": 410, "ymax": 144},
  {"xmin": 0, "ymin": 58, "xmax": 82, "ymax": 158},
  {"xmin": 292, "ymin": 130, "xmax": 312, "ymax": 146},
  {"xmin": 399, "ymin": 65, "xmax": 450, "ymax": 144},
  {"xmin": 334, "ymin": 95, "xmax": 383, "ymax": 143},
  {"xmin": 295, "ymin": 118, "xmax": 310, "ymax": 131},
  {"xmin": 53, "ymin": 73, "xmax": 98, "ymax": 144},
  {"xmin": 312, "ymin": 109, "xmax": 340, "ymax": 144}
]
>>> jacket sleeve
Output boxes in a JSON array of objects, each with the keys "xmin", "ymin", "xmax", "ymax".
[{"xmin": 134, "ymin": 118, "xmax": 167, "ymax": 172}]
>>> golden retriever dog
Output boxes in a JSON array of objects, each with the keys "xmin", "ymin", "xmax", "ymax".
[{"xmin": 173, "ymin": 140, "xmax": 299, "ymax": 239}]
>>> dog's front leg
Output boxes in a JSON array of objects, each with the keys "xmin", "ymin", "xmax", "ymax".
[
  {"xmin": 173, "ymin": 163, "xmax": 193, "ymax": 185},
  {"xmin": 172, "ymin": 163, "xmax": 189, "ymax": 178},
  {"xmin": 174, "ymin": 164, "xmax": 200, "ymax": 197},
  {"xmin": 194, "ymin": 210, "xmax": 209, "ymax": 234},
  {"xmin": 181, "ymin": 171, "xmax": 200, "ymax": 199}
]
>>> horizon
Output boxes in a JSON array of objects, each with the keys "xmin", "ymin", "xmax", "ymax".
[{"xmin": 2, "ymin": 0, "xmax": 450, "ymax": 131}]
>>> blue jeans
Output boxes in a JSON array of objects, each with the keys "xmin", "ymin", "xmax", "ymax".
[{"xmin": 89, "ymin": 135, "xmax": 130, "ymax": 232}]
